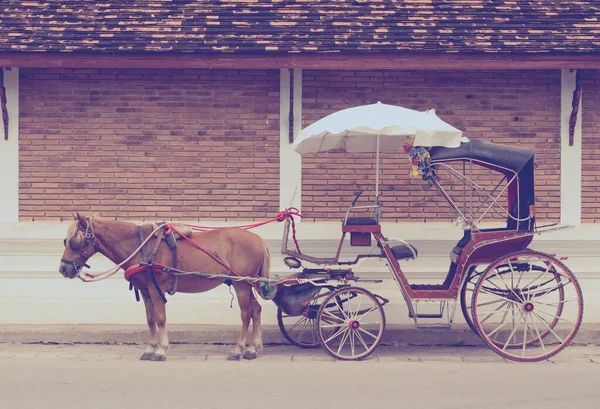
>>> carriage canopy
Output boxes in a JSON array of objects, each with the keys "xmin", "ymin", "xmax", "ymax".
[{"xmin": 428, "ymin": 139, "xmax": 536, "ymax": 230}]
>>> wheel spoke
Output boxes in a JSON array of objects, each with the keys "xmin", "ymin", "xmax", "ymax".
[
  {"xmin": 535, "ymin": 308, "xmax": 577, "ymax": 326},
  {"xmin": 483, "ymin": 306, "xmax": 523, "ymax": 339},
  {"xmin": 333, "ymin": 297, "xmax": 350, "ymax": 321},
  {"xmin": 477, "ymin": 287, "xmax": 523, "ymax": 307},
  {"xmin": 510, "ymin": 259, "xmax": 528, "ymax": 289},
  {"xmin": 324, "ymin": 326, "xmax": 346, "ymax": 344},
  {"xmin": 501, "ymin": 310, "xmax": 525, "ymax": 351},
  {"xmin": 530, "ymin": 312, "xmax": 548, "ymax": 355},
  {"xmin": 357, "ymin": 326, "xmax": 379, "ymax": 340},
  {"xmin": 496, "ymin": 270, "xmax": 525, "ymax": 303},
  {"xmin": 529, "ymin": 280, "xmax": 571, "ymax": 299},
  {"xmin": 352, "ymin": 296, "xmax": 363, "ymax": 321},
  {"xmin": 336, "ymin": 328, "xmax": 352, "ymax": 355},
  {"xmin": 321, "ymin": 309, "xmax": 345, "ymax": 324},
  {"xmin": 478, "ymin": 300, "xmax": 510, "ymax": 325},
  {"xmin": 531, "ymin": 311, "xmax": 565, "ymax": 344},
  {"xmin": 521, "ymin": 312, "xmax": 529, "ymax": 357},
  {"xmin": 356, "ymin": 305, "xmax": 380, "ymax": 322},
  {"xmin": 536, "ymin": 298, "xmax": 578, "ymax": 307},
  {"xmin": 357, "ymin": 320, "xmax": 383, "ymax": 325},
  {"xmin": 287, "ymin": 316, "xmax": 310, "ymax": 332},
  {"xmin": 355, "ymin": 329, "xmax": 370, "ymax": 351},
  {"xmin": 477, "ymin": 298, "xmax": 507, "ymax": 308},
  {"xmin": 519, "ymin": 262, "xmax": 552, "ymax": 293}
]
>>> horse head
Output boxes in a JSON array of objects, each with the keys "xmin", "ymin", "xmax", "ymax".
[{"xmin": 58, "ymin": 212, "xmax": 99, "ymax": 279}]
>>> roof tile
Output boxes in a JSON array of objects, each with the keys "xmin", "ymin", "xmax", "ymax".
[{"xmin": 1, "ymin": 0, "xmax": 599, "ymax": 54}]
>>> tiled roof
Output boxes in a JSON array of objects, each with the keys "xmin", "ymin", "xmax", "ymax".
[{"xmin": 1, "ymin": 0, "xmax": 599, "ymax": 54}]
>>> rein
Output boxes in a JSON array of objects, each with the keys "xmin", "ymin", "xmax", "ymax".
[
  {"xmin": 77, "ymin": 222, "xmax": 164, "ymax": 283},
  {"xmin": 75, "ymin": 208, "xmax": 303, "ymax": 283}
]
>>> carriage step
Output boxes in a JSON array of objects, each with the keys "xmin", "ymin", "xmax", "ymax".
[
  {"xmin": 409, "ymin": 312, "xmax": 444, "ymax": 319},
  {"xmin": 415, "ymin": 323, "xmax": 452, "ymax": 329}
]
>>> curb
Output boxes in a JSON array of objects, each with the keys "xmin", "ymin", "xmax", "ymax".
[{"xmin": 2, "ymin": 324, "xmax": 599, "ymax": 346}]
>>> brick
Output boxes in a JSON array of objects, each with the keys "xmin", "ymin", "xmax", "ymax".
[{"xmin": 18, "ymin": 68, "xmax": 280, "ymax": 221}]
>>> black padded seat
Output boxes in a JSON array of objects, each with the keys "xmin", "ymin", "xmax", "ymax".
[
  {"xmin": 345, "ymin": 217, "xmax": 378, "ymax": 226},
  {"xmin": 391, "ymin": 243, "xmax": 418, "ymax": 259}
]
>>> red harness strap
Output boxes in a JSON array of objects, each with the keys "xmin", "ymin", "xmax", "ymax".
[{"xmin": 124, "ymin": 263, "xmax": 166, "ymax": 281}]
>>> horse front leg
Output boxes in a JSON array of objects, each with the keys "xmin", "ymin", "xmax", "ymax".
[
  {"xmin": 140, "ymin": 292, "xmax": 158, "ymax": 361},
  {"xmin": 229, "ymin": 284, "xmax": 253, "ymax": 360},
  {"xmin": 148, "ymin": 285, "xmax": 169, "ymax": 362}
]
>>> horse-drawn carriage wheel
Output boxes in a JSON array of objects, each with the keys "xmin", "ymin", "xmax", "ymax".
[
  {"xmin": 471, "ymin": 250, "xmax": 584, "ymax": 362},
  {"xmin": 459, "ymin": 265, "xmax": 484, "ymax": 337},
  {"xmin": 316, "ymin": 286, "xmax": 386, "ymax": 361},
  {"xmin": 277, "ymin": 307, "xmax": 320, "ymax": 348},
  {"xmin": 277, "ymin": 287, "xmax": 336, "ymax": 349},
  {"xmin": 461, "ymin": 262, "xmax": 553, "ymax": 349}
]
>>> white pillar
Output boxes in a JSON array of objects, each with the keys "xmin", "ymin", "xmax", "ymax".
[
  {"xmin": 279, "ymin": 68, "xmax": 302, "ymax": 213},
  {"xmin": 0, "ymin": 67, "xmax": 19, "ymax": 222},
  {"xmin": 560, "ymin": 69, "xmax": 582, "ymax": 225}
]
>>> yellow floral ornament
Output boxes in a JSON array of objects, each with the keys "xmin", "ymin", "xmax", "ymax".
[{"xmin": 404, "ymin": 143, "xmax": 434, "ymax": 181}]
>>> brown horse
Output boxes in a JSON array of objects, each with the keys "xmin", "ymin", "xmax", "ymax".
[{"xmin": 58, "ymin": 212, "xmax": 270, "ymax": 361}]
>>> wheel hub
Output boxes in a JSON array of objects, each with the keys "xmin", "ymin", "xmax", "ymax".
[
  {"xmin": 348, "ymin": 320, "xmax": 360, "ymax": 330},
  {"xmin": 524, "ymin": 302, "xmax": 534, "ymax": 312}
]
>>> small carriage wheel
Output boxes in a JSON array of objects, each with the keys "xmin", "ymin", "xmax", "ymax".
[
  {"xmin": 316, "ymin": 286, "xmax": 386, "ymax": 361},
  {"xmin": 459, "ymin": 265, "xmax": 484, "ymax": 337},
  {"xmin": 277, "ymin": 287, "xmax": 335, "ymax": 349},
  {"xmin": 471, "ymin": 250, "xmax": 583, "ymax": 362}
]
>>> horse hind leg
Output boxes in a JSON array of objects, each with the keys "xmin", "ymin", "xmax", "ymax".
[
  {"xmin": 229, "ymin": 284, "xmax": 253, "ymax": 361},
  {"xmin": 242, "ymin": 290, "xmax": 263, "ymax": 360},
  {"xmin": 250, "ymin": 291, "xmax": 263, "ymax": 353}
]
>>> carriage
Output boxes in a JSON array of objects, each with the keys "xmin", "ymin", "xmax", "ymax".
[
  {"xmin": 270, "ymin": 108, "xmax": 584, "ymax": 363},
  {"xmin": 59, "ymin": 103, "xmax": 584, "ymax": 363}
]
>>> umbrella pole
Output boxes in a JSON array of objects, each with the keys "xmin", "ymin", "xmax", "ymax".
[{"xmin": 375, "ymin": 133, "xmax": 380, "ymax": 206}]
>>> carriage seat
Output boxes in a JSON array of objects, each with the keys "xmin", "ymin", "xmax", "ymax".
[
  {"xmin": 391, "ymin": 243, "xmax": 418, "ymax": 260},
  {"xmin": 345, "ymin": 217, "xmax": 378, "ymax": 226}
]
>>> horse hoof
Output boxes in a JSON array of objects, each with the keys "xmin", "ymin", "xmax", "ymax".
[
  {"xmin": 243, "ymin": 351, "xmax": 257, "ymax": 360},
  {"xmin": 228, "ymin": 353, "xmax": 241, "ymax": 361},
  {"xmin": 140, "ymin": 352, "xmax": 155, "ymax": 361},
  {"xmin": 151, "ymin": 354, "xmax": 167, "ymax": 362}
]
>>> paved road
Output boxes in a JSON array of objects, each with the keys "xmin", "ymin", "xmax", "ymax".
[{"xmin": 1, "ymin": 343, "xmax": 599, "ymax": 409}]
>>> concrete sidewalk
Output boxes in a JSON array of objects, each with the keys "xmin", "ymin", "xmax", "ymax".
[
  {"xmin": 1, "ymin": 340, "xmax": 599, "ymax": 364},
  {"xmin": 2, "ymin": 323, "xmax": 600, "ymax": 346}
]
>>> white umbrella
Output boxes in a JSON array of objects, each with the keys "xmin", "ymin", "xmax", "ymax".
[{"xmin": 294, "ymin": 101, "xmax": 463, "ymax": 199}]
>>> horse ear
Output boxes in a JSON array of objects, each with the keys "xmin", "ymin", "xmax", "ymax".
[{"xmin": 75, "ymin": 212, "xmax": 87, "ymax": 227}]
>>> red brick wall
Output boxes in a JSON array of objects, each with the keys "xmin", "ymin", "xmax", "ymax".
[
  {"xmin": 582, "ymin": 70, "xmax": 600, "ymax": 222},
  {"xmin": 301, "ymin": 70, "xmax": 561, "ymax": 223},
  {"xmin": 19, "ymin": 68, "xmax": 280, "ymax": 221}
]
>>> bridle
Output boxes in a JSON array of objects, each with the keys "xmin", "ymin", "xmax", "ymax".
[{"xmin": 61, "ymin": 217, "xmax": 99, "ymax": 275}]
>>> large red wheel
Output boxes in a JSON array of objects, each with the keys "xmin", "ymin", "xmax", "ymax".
[
  {"xmin": 471, "ymin": 250, "xmax": 583, "ymax": 362},
  {"xmin": 316, "ymin": 286, "xmax": 386, "ymax": 361},
  {"xmin": 459, "ymin": 265, "xmax": 484, "ymax": 337}
]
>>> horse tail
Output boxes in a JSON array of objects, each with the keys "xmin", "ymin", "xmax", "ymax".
[{"xmin": 258, "ymin": 238, "xmax": 270, "ymax": 279}]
